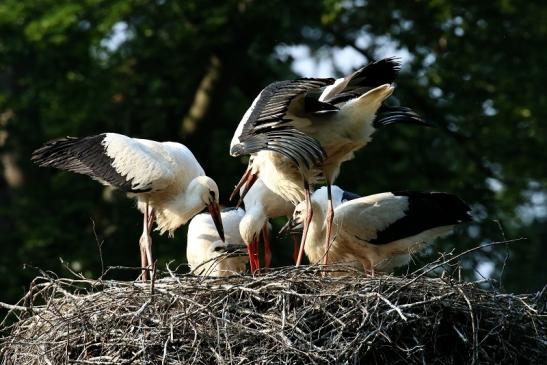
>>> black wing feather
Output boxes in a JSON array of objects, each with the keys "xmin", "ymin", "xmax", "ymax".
[
  {"xmin": 323, "ymin": 57, "xmax": 401, "ymax": 105},
  {"xmin": 248, "ymin": 78, "xmax": 335, "ymax": 127},
  {"xmin": 342, "ymin": 190, "xmax": 361, "ymax": 202},
  {"xmin": 31, "ymin": 134, "xmax": 150, "ymax": 193},
  {"xmin": 369, "ymin": 191, "xmax": 472, "ymax": 245},
  {"xmin": 373, "ymin": 106, "xmax": 431, "ymax": 128},
  {"xmin": 232, "ymin": 78, "xmax": 334, "ymax": 170}
]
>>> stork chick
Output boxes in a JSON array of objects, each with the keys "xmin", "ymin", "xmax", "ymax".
[
  {"xmin": 287, "ymin": 186, "xmax": 472, "ymax": 275},
  {"xmin": 187, "ymin": 208, "xmax": 248, "ymax": 277}
]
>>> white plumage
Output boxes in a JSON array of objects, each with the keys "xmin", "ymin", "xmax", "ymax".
[
  {"xmin": 32, "ymin": 132, "xmax": 224, "ymax": 280},
  {"xmin": 288, "ymin": 186, "xmax": 471, "ymax": 275},
  {"xmin": 230, "ymin": 58, "xmax": 427, "ymax": 266},
  {"xmin": 231, "ymin": 80, "xmax": 395, "ymax": 205},
  {"xmin": 187, "ymin": 208, "xmax": 248, "ymax": 277}
]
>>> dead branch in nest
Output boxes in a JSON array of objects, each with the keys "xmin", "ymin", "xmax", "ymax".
[{"xmin": 0, "ymin": 241, "xmax": 545, "ymax": 364}]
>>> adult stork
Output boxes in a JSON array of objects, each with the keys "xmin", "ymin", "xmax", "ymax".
[
  {"xmin": 285, "ymin": 186, "xmax": 472, "ymax": 275},
  {"xmin": 230, "ymin": 57, "xmax": 429, "ymax": 266},
  {"xmin": 187, "ymin": 207, "xmax": 248, "ymax": 277},
  {"xmin": 31, "ymin": 133, "xmax": 224, "ymax": 281},
  {"xmin": 239, "ymin": 177, "xmax": 296, "ymax": 273}
]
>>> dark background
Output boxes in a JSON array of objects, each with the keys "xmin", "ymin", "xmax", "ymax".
[{"xmin": 1, "ymin": 0, "xmax": 546, "ymax": 304}]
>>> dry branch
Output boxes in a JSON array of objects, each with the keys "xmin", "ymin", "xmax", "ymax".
[{"xmin": 1, "ymin": 265, "xmax": 545, "ymax": 364}]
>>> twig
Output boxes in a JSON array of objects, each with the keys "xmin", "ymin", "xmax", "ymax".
[
  {"xmin": 0, "ymin": 301, "xmax": 31, "ymax": 311},
  {"xmin": 398, "ymin": 239, "xmax": 525, "ymax": 291},
  {"xmin": 1, "ymin": 263, "xmax": 543, "ymax": 364},
  {"xmin": 90, "ymin": 218, "xmax": 105, "ymax": 278}
]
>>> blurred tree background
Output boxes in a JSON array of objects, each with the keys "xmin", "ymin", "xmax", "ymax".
[{"xmin": 1, "ymin": 0, "xmax": 545, "ymax": 304}]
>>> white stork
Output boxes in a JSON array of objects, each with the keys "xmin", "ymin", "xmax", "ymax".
[
  {"xmin": 230, "ymin": 57, "xmax": 429, "ymax": 266},
  {"xmin": 31, "ymin": 133, "xmax": 224, "ymax": 281},
  {"xmin": 187, "ymin": 207, "xmax": 248, "ymax": 277},
  {"xmin": 239, "ymin": 177, "xmax": 296, "ymax": 273},
  {"xmin": 285, "ymin": 186, "xmax": 472, "ymax": 275}
]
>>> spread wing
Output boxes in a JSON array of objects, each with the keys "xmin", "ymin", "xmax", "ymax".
[
  {"xmin": 320, "ymin": 57, "xmax": 401, "ymax": 105},
  {"xmin": 31, "ymin": 133, "xmax": 183, "ymax": 193},
  {"xmin": 230, "ymin": 78, "xmax": 335, "ymax": 169}
]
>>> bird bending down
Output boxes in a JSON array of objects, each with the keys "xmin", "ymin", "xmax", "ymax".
[
  {"xmin": 187, "ymin": 207, "xmax": 248, "ymax": 277},
  {"xmin": 31, "ymin": 133, "xmax": 224, "ymax": 281},
  {"xmin": 230, "ymin": 57, "xmax": 429, "ymax": 267},
  {"xmin": 286, "ymin": 186, "xmax": 472, "ymax": 276},
  {"xmin": 239, "ymin": 177, "xmax": 296, "ymax": 273}
]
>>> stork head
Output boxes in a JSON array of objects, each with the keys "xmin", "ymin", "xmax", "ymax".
[
  {"xmin": 191, "ymin": 240, "xmax": 248, "ymax": 277},
  {"xmin": 208, "ymin": 241, "xmax": 248, "ymax": 259},
  {"xmin": 191, "ymin": 176, "xmax": 225, "ymax": 242},
  {"xmin": 279, "ymin": 185, "xmax": 351, "ymax": 235},
  {"xmin": 279, "ymin": 200, "xmax": 308, "ymax": 235}
]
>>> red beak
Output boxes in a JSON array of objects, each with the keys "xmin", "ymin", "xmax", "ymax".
[
  {"xmin": 247, "ymin": 237, "xmax": 260, "ymax": 275},
  {"xmin": 236, "ymin": 172, "xmax": 258, "ymax": 208},
  {"xmin": 229, "ymin": 165, "xmax": 252, "ymax": 202}
]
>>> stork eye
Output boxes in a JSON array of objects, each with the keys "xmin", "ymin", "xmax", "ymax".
[
  {"xmin": 214, "ymin": 246, "xmax": 224, "ymax": 252},
  {"xmin": 209, "ymin": 191, "xmax": 216, "ymax": 199}
]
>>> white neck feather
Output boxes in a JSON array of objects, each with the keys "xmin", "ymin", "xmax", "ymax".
[
  {"xmin": 239, "ymin": 205, "xmax": 267, "ymax": 245},
  {"xmin": 154, "ymin": 178, "xmax": 207, "ymax": 236},
  {"xmin": 303, "ymin": 202, "xmax": 327, "ymax": 264}
]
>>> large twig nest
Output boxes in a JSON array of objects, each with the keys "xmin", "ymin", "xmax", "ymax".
[{"xmin": 1, "ymin": 265, "xmax": 545, "ymax": 364}]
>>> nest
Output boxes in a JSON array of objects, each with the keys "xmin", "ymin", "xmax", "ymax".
[{"xmin": 1, "ymin": 262, "xmax": 545, "ymax": 365}]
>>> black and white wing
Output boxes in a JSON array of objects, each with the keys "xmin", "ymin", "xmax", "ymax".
[
  {"xmin": 31, "ymin": 133, "xmax": 182, "ymax": 193},
  {"xmin": 319, "ymin": 58, "xmax": 429, "ymax": 128},
  {"xmin": 319, "ymin": 57, "xmax": 401, "ymax": 105},
  {"xmin": 334, "ymin": 191, "xmax": 472, "ymax": 245},
  {"xmin": 230, "ymin": 78, "xmax": 335, "ymax": 169}
]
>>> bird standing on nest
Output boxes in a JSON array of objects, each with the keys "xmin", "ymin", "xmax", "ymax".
[
  {"xmin": 285, "ymin": 186, "xmax": 472, "ymax": 276},
  {"xmin": 229, "ymin": 57, "xmax": 430, "ymax": 268},
  {"xmin": 32, "ymin": 133, "xmax": 225, "ymax": 281},
  {"xmin": 187, "ymin": 207, "xmax": 248, "ymax": 277}
]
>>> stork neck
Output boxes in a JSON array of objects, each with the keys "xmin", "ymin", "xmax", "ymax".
[
  {"xmin": 304, "ymin": 202, "xmax": 326, "ymax": 249},
  {"xmin": 240, "ymin": 205, "xmax": 267, "ymax": 245},
  {"xmin": 173, "ymin": 179, "xmax": 208, "ymax": 224}
]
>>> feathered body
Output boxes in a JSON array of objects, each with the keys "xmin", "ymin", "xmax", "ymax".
[
  {"xmin": 240, "ymin": 177, "xmax": 294, "ymax": 245},
  {"xmin": 292, "ymin": 186, "xmax": 472, "ymax": 274},
  {"xmin": 187, "ymin": 208, "xmax": 248, "ymax": 277},
  {"xmin": 31, "ymin": 133, "xmax": 220, "ymax": 236},
  {"xmin": 230, "ymin": 58, "xmax": 425, "ymax": 205}
]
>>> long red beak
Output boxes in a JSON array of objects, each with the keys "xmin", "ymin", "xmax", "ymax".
[
  {"xmin": 207, "ymin": 201, "xmax": 225, "ymax": 242},
  {"xmin": 236, "ymin": 172, "xmax": 258, "ymax": 208},
  {"xmin": 229, "ymin": 165, "xmax": 252, "ymax": 202},
  {"xmin": 247, "ymin": 238, "xmax": 260, "ymax": 275}
]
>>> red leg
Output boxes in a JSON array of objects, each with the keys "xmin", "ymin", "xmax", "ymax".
[
  {"xmin": 262, "ymin": 225, "xmax": 271, "ymax": 271},
  {"xmin": 139, "ymin": 235, "xmax": 148, "ymax": 281},
  {"xmin": 296, "ymin": 180, "xmax": 313, "ymax": 267},
  {"xmin": 323, "ymin": 182, "xmax": 334, "ymax": 266},
  {"xmin": 139, "ymin": 202, "xmax": 153, "ymax": 281}
]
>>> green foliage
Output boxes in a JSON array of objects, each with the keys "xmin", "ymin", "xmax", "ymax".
[{"xmin": 0, "ymin": 0, "xmax": 545, "ymax": 303}]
